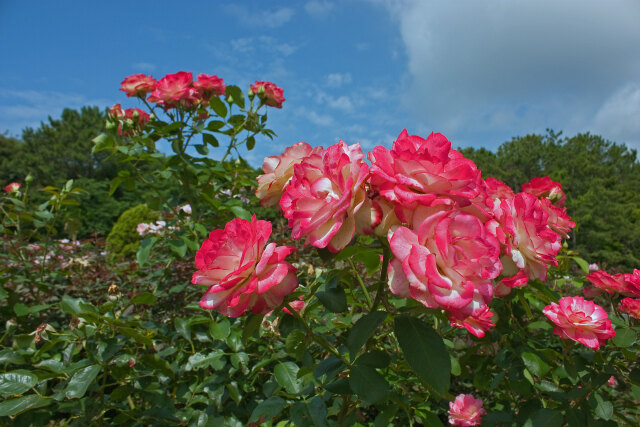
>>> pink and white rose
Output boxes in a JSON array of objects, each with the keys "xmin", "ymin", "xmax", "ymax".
[
  {"xmin": 448, "ymin": 394, "xmax": 486, "ymax": 426},
  {"xmin": 3, "ymin": 182, "xmax": 20, "ymax": 193},
  {"xmin": 148, "ymin": 72, "xmax": 195, "ymax": 107},
  {"xmin": 120, "ymin": 74, "xmax": 157, "ymax": 97},
  {"xmin": 256, "ymin": 142, "xmax": 323, "ymax": 208},
  {"xmin": 543, "ymin": 296, "xmax": 615, "ymax": 350},
  {"xmin": 449, "ymin": 306, "xmax": 496, "ymax": 338},
  {"xmin": 193, "ymin": 73, "xmax": 226, "ymax": 100},
  {"xmin": 280, "ymin": 141, "xmax": 379, "ymax": 252},
  {"xmin": 618, "ymin": 298, "xmax": 640, "ymax": 319},
  {"xmin": 193, "ymin": 216, "xmax": 298, "ymax": 317},
  {"xmin": 522, "ymin": 176, "xmax": 566, "ymax": 207}
]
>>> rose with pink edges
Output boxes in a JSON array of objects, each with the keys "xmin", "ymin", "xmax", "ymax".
[
  {"xmin": 251, "ymin": 81, "xmax": 285, "ymax": 108},
  {"xmin": 192, "ymin": 216, "xmax": 298, "ymax": 317},
  {"xmin": 120, "ymin": 74, "xmax": 157, "ymax": 98},
  {"xmin": 543, "ymin": 296, "xmax": 615, "ymax": 350},
  {"xmin": 448, "ymin": 394, "xmax": 486, "ymax": 426}
]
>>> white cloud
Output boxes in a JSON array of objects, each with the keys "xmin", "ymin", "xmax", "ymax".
[
  {"xmin": 230, "ymin": 36, "xmax": 298, "ymax": 57},
  {"xmin": 593, "ymin": 83, "xmax": 640, "ymax": 148},
  {"xmin": 305, "ymin": 1, "xmax": 335, "ymax": 18},
  {"xmin": 380, "ymin": 0, "xmax": 640, "ymax": 147},
  {"xmin": 225, "ymin": 5, "xmax": 294, "ymax": 29},
  {"xmin": 326, "ymin": 72, "xmax": 352, "ymax": 87},
  {"xmin": 132, "ymin": 62, "xmax": 156, "ymax": 72}
]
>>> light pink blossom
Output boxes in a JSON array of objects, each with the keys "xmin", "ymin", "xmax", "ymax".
[
  {"xmin": 280, "ymin": 141, "xmax": 379, "ymax": 252},
  {"xmin": 120, "ymin": 74, "xmax": 157, "ymax": 98},
  {"xmin": 448, "ymin": 394, "xmax": 486, "ymax": 426},
  {"xmin": 193, "ymin": 216, "xmax": 298, "ymax": 317},
  {"xmin": 543, "ymin": 296, "xmax": 615, "ymax": 350}
]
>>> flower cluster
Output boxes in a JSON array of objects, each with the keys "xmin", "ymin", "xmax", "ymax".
[
  {"xmin": 250, "ymin": 81, "xmax": 286, "ymax": 108},
  {"xmin": 253, "ymin": 130, "xmax": 578, "ymax": 338},
  {"xmin": 137, "ymin": 220, "xmax": 169, "ymax": 237},
  {"xmin": 108, "ymin": 104, "xmax": 151, "ymax": 137}
]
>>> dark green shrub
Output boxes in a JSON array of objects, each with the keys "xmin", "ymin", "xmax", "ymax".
[{"xmin": 106, "ymin": 204, "xmax": 158, "ymax": 260}]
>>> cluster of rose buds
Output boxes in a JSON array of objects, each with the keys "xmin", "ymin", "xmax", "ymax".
[
  {"xmin": 584, "ymin": 268, "xmax": 640, "ymax": 320},
  {"xmin": 254, "ymin": 130, "xmax": 577, "ymax": 338},
  {"xmin": 107, "ymin": 104, "xmax": 150, "ymax": 137}
]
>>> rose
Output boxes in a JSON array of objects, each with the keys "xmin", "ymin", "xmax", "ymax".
[
  {"xmin": 108, "ymin": 104, "xmax": 125, "ymax": 120},
  {"xmin": 147, "ymin": 72, "xmax": 195, "ymax": 107},
  {"xmin": 449, "ymin": 306, "xmax": 496, "ymax": 338},
  {"xmin": 193, "ymin": 73, "xmax": 225, "ymax": 100},
  {"xmin": 586, "ymin": 269, "xmax": 640, "ymax": 297},
  {"xmin": 250, "ymin": 81, "xmax": 285, "ymax": 108},
  {"xmin": 136, "ymin": 223, "xmax": 149, "ymax": 237},
  {"xmin": 368, "ymin": 130, "xmax": 482, "ymax": 223},
  {"xmin": 522, "ymin": 176, "xmax": 566, "ymax": 207},
  {"xmin": 618, "ymin": 298, "xmax": 640, "ymax": 319},
  {"xmin": 118, "ymin": 108, "xmax": 151, "ymax": 136},
  {"xmin": 497, "ymin": 192, "xmax": 562, "ymax": 281},
  {"xmin": 448, "ymin": 394, "xmax": 486, "ymax": 426},
  {"xmin": 387, "ymin": 205, "xmax": 501, "ymax": 320},
  {"xmin": 192, "ymin": 216, "xmax": 298, "ymax": 317},
  {"xmin": 120, "ymin": 74, "xmax": 157, "ymax": 97},
  {"xmin": 280, "ymin": 141, "xmax": 379, "ymax": 252},
  {"xmin": 3, "ymin": 182, "xmax": 21, "ymax": 193},
  {"xmin": 256, "ymin": 142, "xmax": 323, "ymax": 208},
  {"xmin": 543, "ymin": 296, "xmax": 615, "ymax": 350}
]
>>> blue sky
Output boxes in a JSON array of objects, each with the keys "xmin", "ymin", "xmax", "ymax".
[{"xmin": 2, "ymin": 1, "xmax": 639, "ymax": 166}]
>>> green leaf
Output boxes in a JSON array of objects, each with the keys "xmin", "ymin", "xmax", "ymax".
[
  {"xmin": 60, "ymin": 296, "xmax": 97, "ymax": 316},
  {"xmin": 195, "ymin": 144, "xmax": 209, "ymax": 155},
  {"xmin": 274, "ymin": 361, "xmax": 302, "ymax": 394},
  {"xmin": 209, "ymin": 319, "xmax": 231, "ymax": 340},
  {"xmin": 349, "ymin": 364, "xmax": 389, "ymax": 404},
  {"xmin": 242, "ymin": 314, "xmax": 264, "ymax": 344},
  {"xmin": 521, "ymin": 352, "xmax": 550, "ymax": 377},
  {"xmin": 246, "ymin": 136, "xmax": 255, "ymax": 151},
  {"xmin": 394, "ymin": 315, "xmax": 451, "ymax": 395},
  {"xmin": 308, "ymin": 397, "xmax": 329, "ymax": 427},
  {"xmin": 210, "ymin": 97, "xmax": 228, "ymax": 118},
  {"xmin": 0, "ymin": 395, "xmax": 51, "ymax": 417},
  {"xmin": 249, "ymin": 396, "xmax": 285, "ymax": 424},
  {"xmin": 130, "ymin": 292, "xmax": 157, "ymax": 306},
  {"xmin": 572, "ymin": 256, "xmax": 590, "ymax": 274},
  {"xmin": 65, "ymin": 364, "xmax": 101, "ymax": 399},
  {"xmin": 526, "ymin": 408, "xmax": 563, "ymax": 427},
  {"xmin": 230, "ymin": 205, "xmax": 251, "ymax": 220},
  {"xmin": 594, "ymin": 392, "xmax": 613, "ymax": 420},
  {"xmin": 13, "ymin": 303, "xmax": 29, "ymax": 317},
  {"xmin": 225, "ymin": 85, "xmax": 245, "ymax": 109},
  {"xmin": 346, "ymin": 311, "xmax": 387, "ymax": 359},
  {"xmin": 186, "ymin": 351, "xmax": 224, "ymax": 371},
  {"xmin": 0, "ymin": 371, "xmax": 38, "ymax": 396},
  {"xmin": 356, "ymin": 350, "xmax": 390, "ymax": 369},
  {"xmin": 612, "ymin": 328, "xmax": 636, "ymax": 347},
  {"xmin": 175, "ymin": 317, "xmax": 191, "ymax": 342},
  {"xmin": 206, "ymin": 120, "xmax": 225, "ymax": 131},
  {"xmin": 203, "ymin": 133, "xmax": 219, "ymax": 147},
  {"xmin": 316, "ymin": 287, "xmax": 347, "ymax": 313},
  {"xmin": 169, "ymin": 239, "xmax": 187, "ymax": 258},
  {"xmin": 137, "ymin": 236, "xmax": 158, "ymax": 267},
  {"xmin": 119, "ymin": 327, "xmax": 153, "ymax": 346}
]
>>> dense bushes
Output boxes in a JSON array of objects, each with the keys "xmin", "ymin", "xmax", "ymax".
[{"xmin": 106, "ymin": 204, "xmax": 159, "ymax": 260}]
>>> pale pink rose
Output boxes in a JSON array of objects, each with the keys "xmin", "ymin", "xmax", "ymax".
[
  {"xmin": 27, "ymin": 243, "xmax": 42, "ymax": 251},
  {"xmin": 120, "ymin": 74, "xmax": 157, "ymax": 97},
  {"xmin": 619, "ymin": 298, "xmax": 640, "ymax": 319},
  {"xmin": 193, "ymin": 216, "xmax": 298, "ymax": 317},
  {"xmin": 498, "ymin": 192, "xmax": 562, "ymax": 281},
  {"xmin": 280, "ymin": 141, "xmax": 380, "ymax": 252},
  {"xmin": 251, "ymin": 81, "xmax": 285, "ymax": 108},
  {"xmin": 522, "ymin": 176, "xmax": 566, "ymax": 207},
  {"xmin": 448, "ymin": 394, "xmax": 486, "ymax": 427},
  {"xmin": 3, "ymin": 182, "xmax": 20, "ymax": 193},
  {"xmin": 449, "ymin": 306, "xmax": 495, "ymax": 338},
  {"xmin": 588, "ymin": 263, "xmax": 599, "ymax": 272},
  {"xmin": 256, "ymin": 142, "xmax": 323, "ymax": 208},
  {"xmin": 178, "ymin": 204, "xmax": 192, "ymax": 215},
  {"xmin": 136, "ymin": 223, "xmax": 150, "ymax": 236},
  {"xmin": 368, "ymin": 130, "xmax": 482, "ymax": 223},
  {"xmin": 147, "ymin": 72, "xmax": 194, "ymax": 107},
  {"xmin": 543, "ymin": 296, "xmax": 615, "ymax": 350},
  {"xmin": 193, "ymin": 73, "xmax": 225, "ymax": 100},
  {"xmin": 387, "ymin": 205, "xmax": 501, "ymax": 319}
]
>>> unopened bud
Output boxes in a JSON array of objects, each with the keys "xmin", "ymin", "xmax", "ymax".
[{"xmin": 25, "ymin": 174, "xmax": 34, "ymax": 184}]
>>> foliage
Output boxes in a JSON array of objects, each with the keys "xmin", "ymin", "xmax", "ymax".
[
  {"xmin": 461, "ymin": 131, "xmax": 640, "ymax": 270},
  {"xmin": 106, "ymin": 204, "xmax": 159, "ymax": 261}
]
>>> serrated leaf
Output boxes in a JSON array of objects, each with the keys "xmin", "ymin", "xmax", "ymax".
[
  {"xmin": 209, "ymin": 97, "xmax": 228, "ymax": 118},
  {"xmin": 230, "ymin": 205, "xmax": 251, "ymax": 220},
  {"xmin": 316, "ymin": 287, "xmax": 347, "ymax": 313},
  {"xmin": 572, "ymin": 257, "xmax": 590, "ymax": 274},
  {"xmin": 349, "ymin": 364, "xmax": 389, "ymax": 404},
  {"xmin": 249, "ymin": 396, "xmax": 285, "ymax": 423},
  {"xmin": 612, "ymin": 328, "xmax": 635, "ymax": 347},
  {"xmin": 65, "ymin": 364, "xmax": 101, "ymax": 399},
  {"xmin": 174, "ymin": 317, "xmax": 191, "ymax": 341},
  {"xmin": 0, "ymin": 395, "xmax": 51, "ymax": 417},
  {"xmin": 274, "ymin": 361, "xmax": 301, "ymax": 394},
  {"xmin": 130, "ymin": 292, "xmax": 157, "ymax": 306},
  {"xmin": 203, "ymin": 133, "xmax": 219, "ymax": 147},
  {"xmin": 594, "ymin": 392, "xmax": 613, "ymax": 420},
  {"xmin": 394, "ymin": 315, "xmax": 450, "ymax": 395},
  {"xmin": 521, "ymin": 352, "xmax": 550, "ymax": 377},
  {"xmin": 209, "ymin": 319, "xmax": 230, "ymax": 340},
  {"xmin": 0, "ymin": 371, "xmax": 38, "ymax": 396},
  {"xmin": 346, "ymin": 311, "xmax": 386, "ymax": 359}
]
